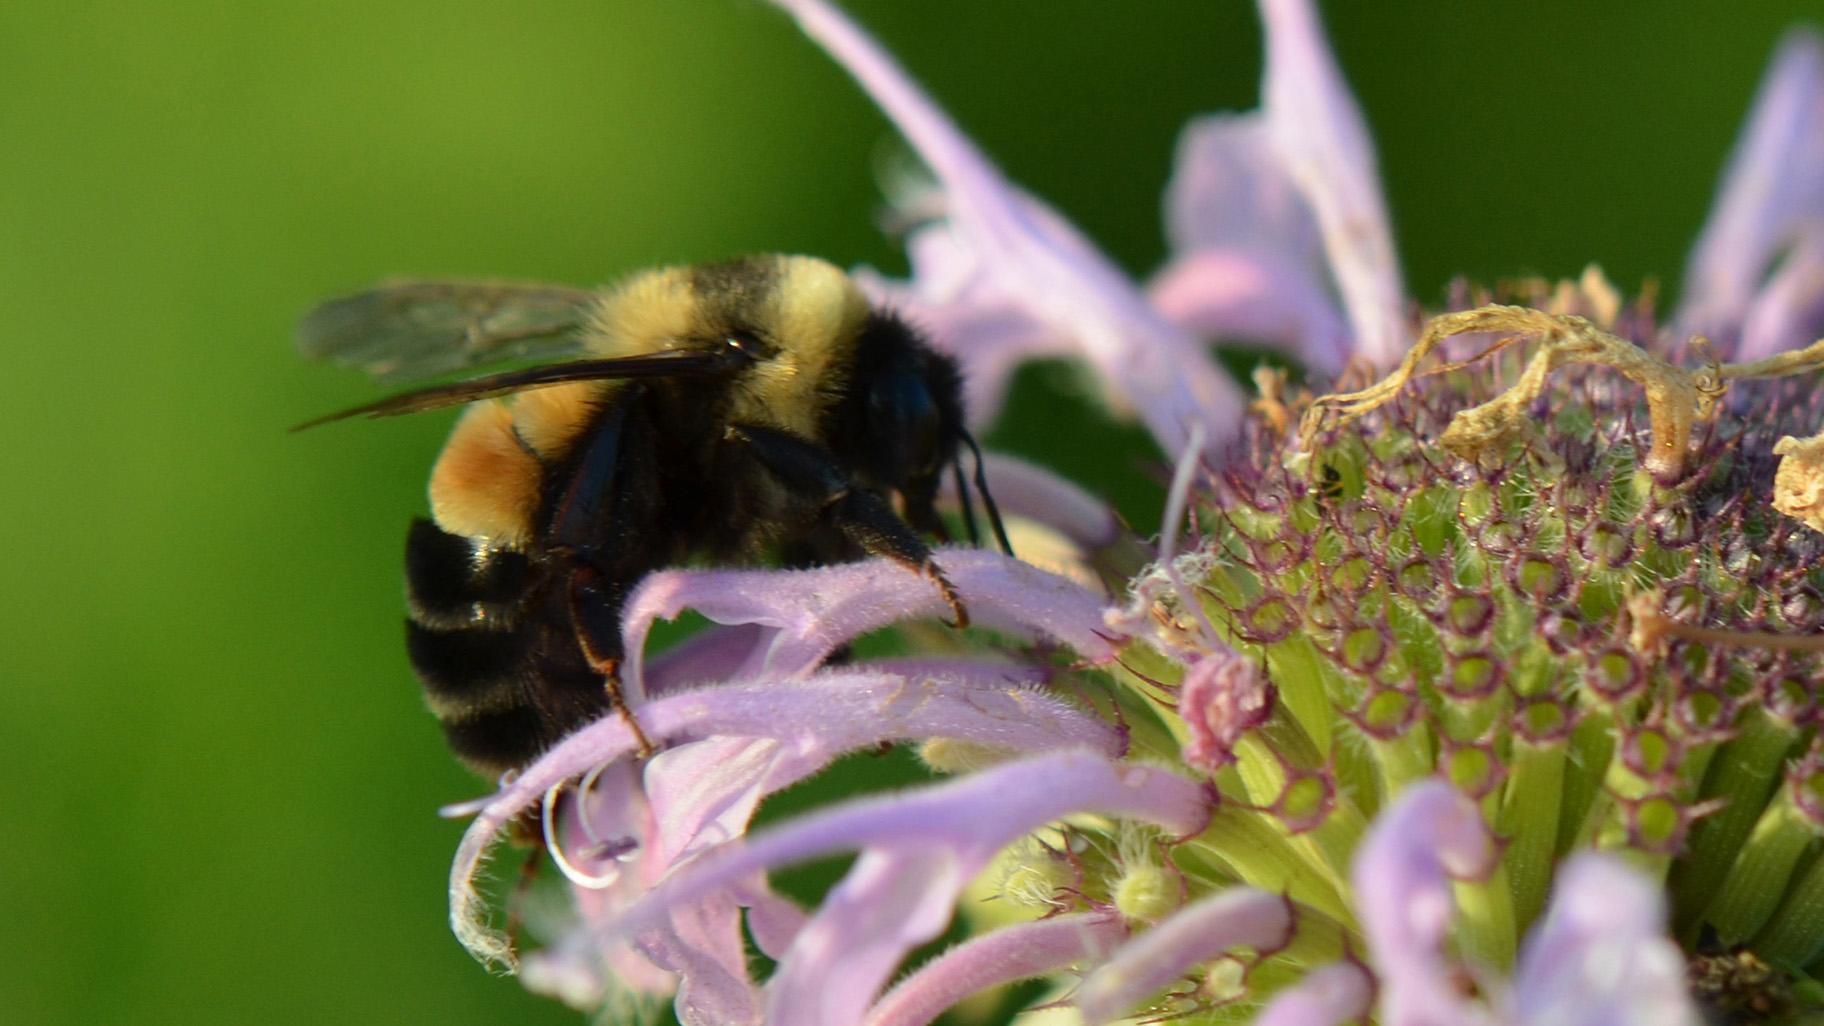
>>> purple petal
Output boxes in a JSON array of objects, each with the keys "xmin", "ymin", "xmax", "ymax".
[
  {"xmin": 1165, "ymin": 115, "xmax": 1322, "ymax": 260},
  {"xmin": 767, "ymin": 849, "xmax": 966, "ymax": 1026},
  {"xmin": 606, "ymin": 752, "xmax": 1211, "ymax": 1021},
  {"xmin": 769, "ymin": 0, "xmax": 1246, "ymax": 457},
  {"xmin": 1350, "ymin": 779, "xmax": 1496, "ymax": 1026},
  {"xmin": 635, "ymin": 887, "xmax": 764, "ymax": 1026},
  {"xmin": 1149, "ymin": 248, "xmax": 1351, "ymax": 374},
  {"xmin": 618, "ymin": 752, "xmax": 1211, "ymax": 917},
  {"xmin": 448, "ymin": 666, "xmax": 1121, "ymax": 964},
  {"xmin": 1153, "ymin": 114, "xmax": 1351, "ymax": 373},
  {"xmin": 1740, "ymin": 234, "xmax": 1824, "ymax": 362},
  {"xmin": 643, "ymin": 736, "xmax": 789, "ymax": 867},
  {"xmin": 1506, "ymin": 854, "xmax": 1701, "ymax": 1026},
  {"xmin": 1252, "ymin": 962, "xmax": 1374, "ymax": 1026},
  {"xmin": 862, "ymin": 913, "xmax": 1126, "ymax": 1026},
  {"xmin": 645, "ymin": 624, "xmax": 770, "ymax": 697},
  {"xmin": 1257, "ymin": 0, "xmax": 1407, "ymax": 368},
  {"xmin": 1073, "ymin": 889, "xmax": 1292, "ymax": 1024},
  {"xmin": 621, "ymin": 551, "xmax": 1121, "ymax": 695},
  {"xmin": 1678, "ymin": 29, "xmax": 1824, "ymax": 355}
]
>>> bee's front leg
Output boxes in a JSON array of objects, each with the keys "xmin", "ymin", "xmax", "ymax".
[{"xmin": 730, "ymin": 423, "xmax": 969, "ymax": 629}]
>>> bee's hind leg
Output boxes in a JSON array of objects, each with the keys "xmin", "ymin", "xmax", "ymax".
[{"xmin": 567, "ymin": 566, "xmax": 656, "ymax": 759}]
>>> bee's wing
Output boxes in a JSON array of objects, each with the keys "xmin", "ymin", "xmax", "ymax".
[
  {"xmin": 291, "ymin": 349, "xmax": 744, "ymax": 431},
  {"xmin": 296, "ymin": 280, "xmax": 598, "ymax": 384}
]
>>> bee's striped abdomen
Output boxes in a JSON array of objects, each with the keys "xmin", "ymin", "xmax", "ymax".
[{"xmin": 403, "ymin": 517, "xmax": 607, "ymax": 775}]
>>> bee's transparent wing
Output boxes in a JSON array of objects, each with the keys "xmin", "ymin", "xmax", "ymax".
[{"xmin": 297, "ymin": 280, "xmax": 597, "ymax": 384}]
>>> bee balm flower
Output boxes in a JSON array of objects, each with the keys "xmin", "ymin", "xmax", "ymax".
[{"xmin": 436, "ymin": 2, "xmax": 1824, "ymax": 1024}]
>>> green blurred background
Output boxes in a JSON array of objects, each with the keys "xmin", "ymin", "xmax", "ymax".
[{"xmin": 3, "ymin": 1, "xmax": 1818, "ymax": 1022}]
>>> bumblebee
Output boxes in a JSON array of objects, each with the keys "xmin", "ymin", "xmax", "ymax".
[{"xmin": 298, "ymin": 255, "xmax": 1007, "ymax": 776}]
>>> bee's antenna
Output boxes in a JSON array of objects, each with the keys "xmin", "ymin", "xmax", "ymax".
[
  {"xmin": 951, "ymin": 460, "xmax": 982, "ymax": 547},
  {"xmin": 959, "ymin": 430, "xmax": 1014, "ymax": 556}
]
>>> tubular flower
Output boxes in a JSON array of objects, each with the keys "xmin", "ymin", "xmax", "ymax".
[{"xmin": 434, "ymin": 2, "xmax": 1824, "ymax": 1024}]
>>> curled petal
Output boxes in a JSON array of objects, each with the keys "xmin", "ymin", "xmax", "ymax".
[
  {"xmin": 1073, "ymin": 889, "xmax": 1292, "ymax": 1024},
  {"xmin": 1506, "ymin": 854, "xmax": 1701, "ymax": 1026},
  {"xmin": 1678, "ymin": 29, "xmax": 1824, "ymax": 355},
  {"xmin": 1257, "ymin": 0, "xmax": 1406, "ymax": 367},
  {"xmin": 520, "ymin": 762, "xmax": 675, "ymax": 1010},
  {"xmin": 608, "ymin": 752, "xmax": 1210, "ymax": 1024},
  {"xmin": 1252, "ymin": 962, "xmax": 1374, "ymax": 1026},
  {"xmin": 863, "ymin": 913, "xmax": 1126, "ymax": 1026},
  {"xmin": 770, "ymin": 0, "xmax": 1246, "ymax": 457},
  {"xmin": 1350, "ymin": 779, "xmax": 1497, "ymax": 1026},
  {"xmin": 622, "ymin": 551, "xmax": 1121, "ymax": 695},
  {"xmin": 449, "ymin": 666, "xmax": 1120, "ymax": 967}
]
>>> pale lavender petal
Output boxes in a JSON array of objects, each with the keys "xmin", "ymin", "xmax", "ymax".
[
  {"xmin": 767, "ymin": 849, "xmax": 966, "ymax": 1026},
  {"xmin": 603, "ymin": 752, "xmax": 1209, "ymax": 1021},
  {"xmin": 1740, "ymin": 234, "xmax": 1824, "ymax": 361},
  {"xmin": 642, "ymin": 662, "xmax": 1117, "ymax": 865},
  {"xmin": 634, "ymin": 888, "xmax": 763, "ymax": 1026},
  {"xmin": 449, "ymin": 667, "xmax": 1121, "ymax": 963},
  {"xmin": 1350, "ymin": 779, "xmax": 1497, "ymax": 1026},
  {"xmin": 1678, "ymin": 29, "xmax": 1824, "ymax": 352},
  {"xmin": 1153, "ymin": 114, "xmax": 1351, "ymax": 372},
  {"xmin": 617, "ymin": 752, "xmax": 1210, "ymax": 922},
  {"xmin": 645, "ymin": 624, "xmax": 769, "ymax": 697},
  {"xmin": 1505, "ymin": 854, "xmax": 1701, "ymax": 1026},
  {"xmin": 1258, "ymin": 0, "xmax": 1407, "ymax": 367},
  {"xmin": 737, "ymin": 875, "xmax": 808, "ymax": 961},
  {"xmin": 619, "ymin": 871, "xmax": 809, "ymax": 1026},
  {"xmin": 643, "ymin": 736, "xmax": 787, "ymax": 867},
  {"xmin": 770, "ymin": 0, "xmax": 1246, "ymax": 457},
  {"xmin": 621, "ymin": 551, "xmax": 1120, "ymax": 695},
  {"xmin": 863, "ymin": 913, "xmax": 1126, "ymax": 1026},
  {"xmin": 1073, "ymin": 889, "xmax": 1291, "ymax": 1024},
  {"xmin": 1165, "ymin": 115, "xmax": 1322, "ymax": 260},
  {"xmin": 1149, "ymin": 248, "xmax": 1351, "ymax": 373},
  {"xmin": 520, "ymin": 923, "xmax": 672, "ymax": 1012},
  {"xmin": 1252, "ymin": 962, "xmax": 1374, "ymax": 1026},
  {"xmin": 937, "ymin": 452, "xmax": 1122, "ymax": 551}
]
